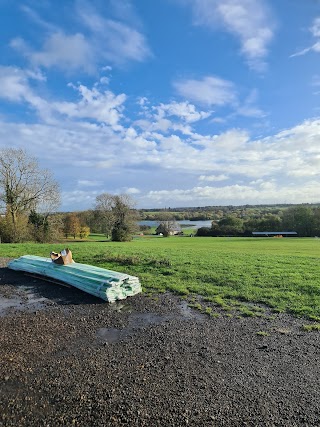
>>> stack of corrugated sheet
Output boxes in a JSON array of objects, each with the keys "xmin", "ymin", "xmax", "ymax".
[{"xmin": 8, "ymin": 255, "xmax": 141, "ymax": 303}]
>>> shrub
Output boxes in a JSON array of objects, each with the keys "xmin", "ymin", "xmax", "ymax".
[{"xmin": 196, "ymin": 227, "xmax": 212, "ymax": 237}]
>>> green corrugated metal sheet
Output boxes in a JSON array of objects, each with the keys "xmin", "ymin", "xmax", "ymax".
[{"xmin": 8, "ymin": 255, "xmax": 141, "ymax": 303}]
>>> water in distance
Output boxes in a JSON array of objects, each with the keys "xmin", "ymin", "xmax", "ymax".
[{"xmin": 138, "ymin": 220, "xmax": 212, "ymax": 229}]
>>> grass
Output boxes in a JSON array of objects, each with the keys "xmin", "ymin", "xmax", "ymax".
[
  {"xmin": 2, "ymin": 237, "xmax": 320, "ymax": 319},
  {"xmin": 86, "ymin": 233, "xmax": 109, "ymax": 242},
  {"xmin": 256, "ymin": 331, "xmax": 270, "ymax": 336},
  {"xmin": 302, "ymin": 323, "xmax": 320, "ymax": 332}
]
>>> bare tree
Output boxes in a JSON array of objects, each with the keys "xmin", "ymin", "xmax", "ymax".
[
  {"xmin": 95, "ymin": 193, "xmax": 138, "ymax": 241},
  {"xmin": 0, "ymin": 148, "xmax": 60, "ymax": 240},
  {"xmin": 95, "ymin": 194, "xmax": 116, "ymax": 238}
]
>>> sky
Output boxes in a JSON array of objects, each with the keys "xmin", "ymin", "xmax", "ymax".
[{"xmin": 0, "ymin": 0, "xmax": 320, "ymax": 211}]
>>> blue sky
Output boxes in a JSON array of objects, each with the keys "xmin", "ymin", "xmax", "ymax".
[{"xmin": 0, "ymin": 0, "xmax": 320, "ymax": 211}]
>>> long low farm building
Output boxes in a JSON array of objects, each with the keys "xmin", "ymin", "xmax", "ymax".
[{"xmin": 252, "ymin": 231, "xmax": 297, "ymax": 237}]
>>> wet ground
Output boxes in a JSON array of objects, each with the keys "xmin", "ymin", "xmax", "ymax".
[{"xmin": 1, "ymin": 258, "xmax": 320, "ymax": 426}]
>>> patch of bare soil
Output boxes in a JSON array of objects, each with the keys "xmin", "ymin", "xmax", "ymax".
[{"xmin": 0, "ymin": 258, "xmax": 319, "ymax": 426}]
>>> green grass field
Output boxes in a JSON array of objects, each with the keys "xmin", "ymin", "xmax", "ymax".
[{"xmin": 2, "ymin": 236, "xmax": 320, "ymax": 320}]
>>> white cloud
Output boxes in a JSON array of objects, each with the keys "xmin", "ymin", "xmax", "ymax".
[
  {"xmin": 291, "ymin": 16, "xmax": 320, "ymax": 58},
  {"xmin": 291, "ymin": 43, "xmax": 320, "ymax": 58},
  {"xmin": 184, "ymin": 0, "xmax": 275, "ymax": 70},
  {"xmin": 172, "ymin": 80, "xmax": 264, "ymax": 119},
  {"xmin": 192, "ymin": 128, "xmax": 250, "ymax": 151},
  {"xmin": 0, "ymin": 66, "xmax": 46, "ymax": 102},
  {"xmin": 173, "ymin": 75, "xmax": 236, "ymax": 107},
  {"xmin": 20, "ymin": 5, "xmax": 59, "ymax": 32},
  {"xmin": 154, "ymin": 101, "xmax": 212, "ymax": 123},
  {"xmin": 12, "ymin": 32, "xmax": 95, "ymax": 73},
  {"xmin": 0, "ymin": 66, "xmax": 32, "ymax": 102},
  {"xmin": 124, "ymin": 187, "xmax": 141, "ymax": 194},
  {"xmin": 134, "ymin": 100, "xmax": 209, "ymax": 134},
  {"xmin": 199, "ymin": 174, "xmax": 228, "ymax": 182},
  {"xmin": 33, "ymin": 32, "xmax": 94, "ymax": 72},
  {"xmin": 211, "ymin": 117, "xmax": 226, "ymax": 124},
  {"xmin": 11, "ymin": 3, "xmax": 151, "ymax": 73},
  {"xmin": 0, "ymin": 66, "xmax": 52, "ymax": 120},
  {"xmin": 311, "ymin": 17, "xmax": 320, "ymax": 38},
  {"xmin": 236, "ymin": 89, "xmax": 266, "ymax": 118},
  {"xmin": 144, "ymin": 180, "xmax": 320, "ymax": 207},
  {"xmin": 78, "ymin": 9, "xmax": 151, "ymax": 65},
  {"xmin": 53, "ymin": 83, "xmax": 126, "ymax": 128},
  {"xmin": 61, "ymin": 190, "xmax": 99, "ymax": 211},
  {"xmin": 0, "ymin": 68, "xmax": 127, "ymax": 128},
  {"xmin": 75, "ymin": 0, "xmax": 151, "ymax": 65},
  {"xmin": 99, "ymin": 76, "xmax": 111, "ymax": 85},
  {"xmin": 78, "ymin": 180, "xmax": 103, "ymax": 187}
]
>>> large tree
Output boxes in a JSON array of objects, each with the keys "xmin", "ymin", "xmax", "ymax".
[
  {"xmin": 63, "ymin": 213, "xmax": 81, "ymax": 239},
  {"xmin": 0, "ymin": 148, "xmax": 60, "ymax": 240},
  {"xmin": 212, "ymin": 215, "xmax": 244, "ymax": 236},
  {"xmin": 282, "ymin": 205, "xmax": 314, "ymax": 236},
  {"xmin": 95, "ymin": 193, "xmax": 137, "ymax": 241}
]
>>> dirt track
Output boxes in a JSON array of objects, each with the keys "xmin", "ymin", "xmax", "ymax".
[{"xmin": 0, "ymin": 258, "xmax": 320, "ymax": 426}]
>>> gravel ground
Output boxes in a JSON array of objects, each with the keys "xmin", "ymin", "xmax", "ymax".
[{"xmin": 0, "ymin": 257, "xmax": 320, "ymax": 427}]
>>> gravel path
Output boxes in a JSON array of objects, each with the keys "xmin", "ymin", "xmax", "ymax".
[{"xmin": 0, "ymin": 258, "xmax": 320, "ymax": 426}]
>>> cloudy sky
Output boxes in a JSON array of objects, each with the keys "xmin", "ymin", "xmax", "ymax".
[{"xmin": 1, "ymin": 0, "xmax": 320, "ymax": 211}]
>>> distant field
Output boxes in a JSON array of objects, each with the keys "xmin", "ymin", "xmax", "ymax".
[{"xmin": 2, "ymin": 237, "xmax": 320, "ymax": 319}]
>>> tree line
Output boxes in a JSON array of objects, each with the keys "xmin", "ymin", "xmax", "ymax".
[
  {"xmin": 139, "ymin": 204, "xmax": 295, "ymax": 222},
  {"xmin": 196, "ymin": 205, "xmax": 320, "ymax": 237}
]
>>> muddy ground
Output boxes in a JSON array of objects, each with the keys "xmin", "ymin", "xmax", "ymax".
[{"xmin": 0, "ymin": 258, "xmax": 320, "ymax": 427}]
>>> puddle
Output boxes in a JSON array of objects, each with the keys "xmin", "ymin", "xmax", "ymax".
[
  {"xmin": 0, "ymin": 286, "xmax": 49, "ymax": 316},
  {"xmin": 97, "ymin": 312, "xmax": 171, "ymax": 343},
  {"xmin": 129, "ymin": 312, "xmax": 170, "ymax": 327},
  {"xmin": 97, "ymin": 301, "xmax": 204, "ymax": 344},
  {"xmin": 178, "ymin": 300, "xmax": 204, "ymax": 319},
  {"xmin": 20, "ymin": 286, "xmax": 48, "ymax": 304},
  {"xmin": 97, "ymin": 327, "xmax": 128, "ymax": 343},
  {"xmin": 0, "ymin": 296, "xmax": 24, "ymax": 314}
]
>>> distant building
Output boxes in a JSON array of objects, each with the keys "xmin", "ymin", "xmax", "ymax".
[
  {"xmin": 156, "ymin": 222, "xmax": 182, "ymax": 236},
  {"xmin": 252, "ymin": 231, "xmax": 297, "ymax": 237}
]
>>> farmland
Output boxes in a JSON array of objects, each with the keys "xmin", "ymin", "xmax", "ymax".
[{"xmin": 2, "ymin": 236, "xmax": 320, "ymax": 320}]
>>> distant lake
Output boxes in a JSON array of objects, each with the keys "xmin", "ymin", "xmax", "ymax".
[{"xmin": 138, "ymin": 220, "xmax": 212, "ymax": 229}]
